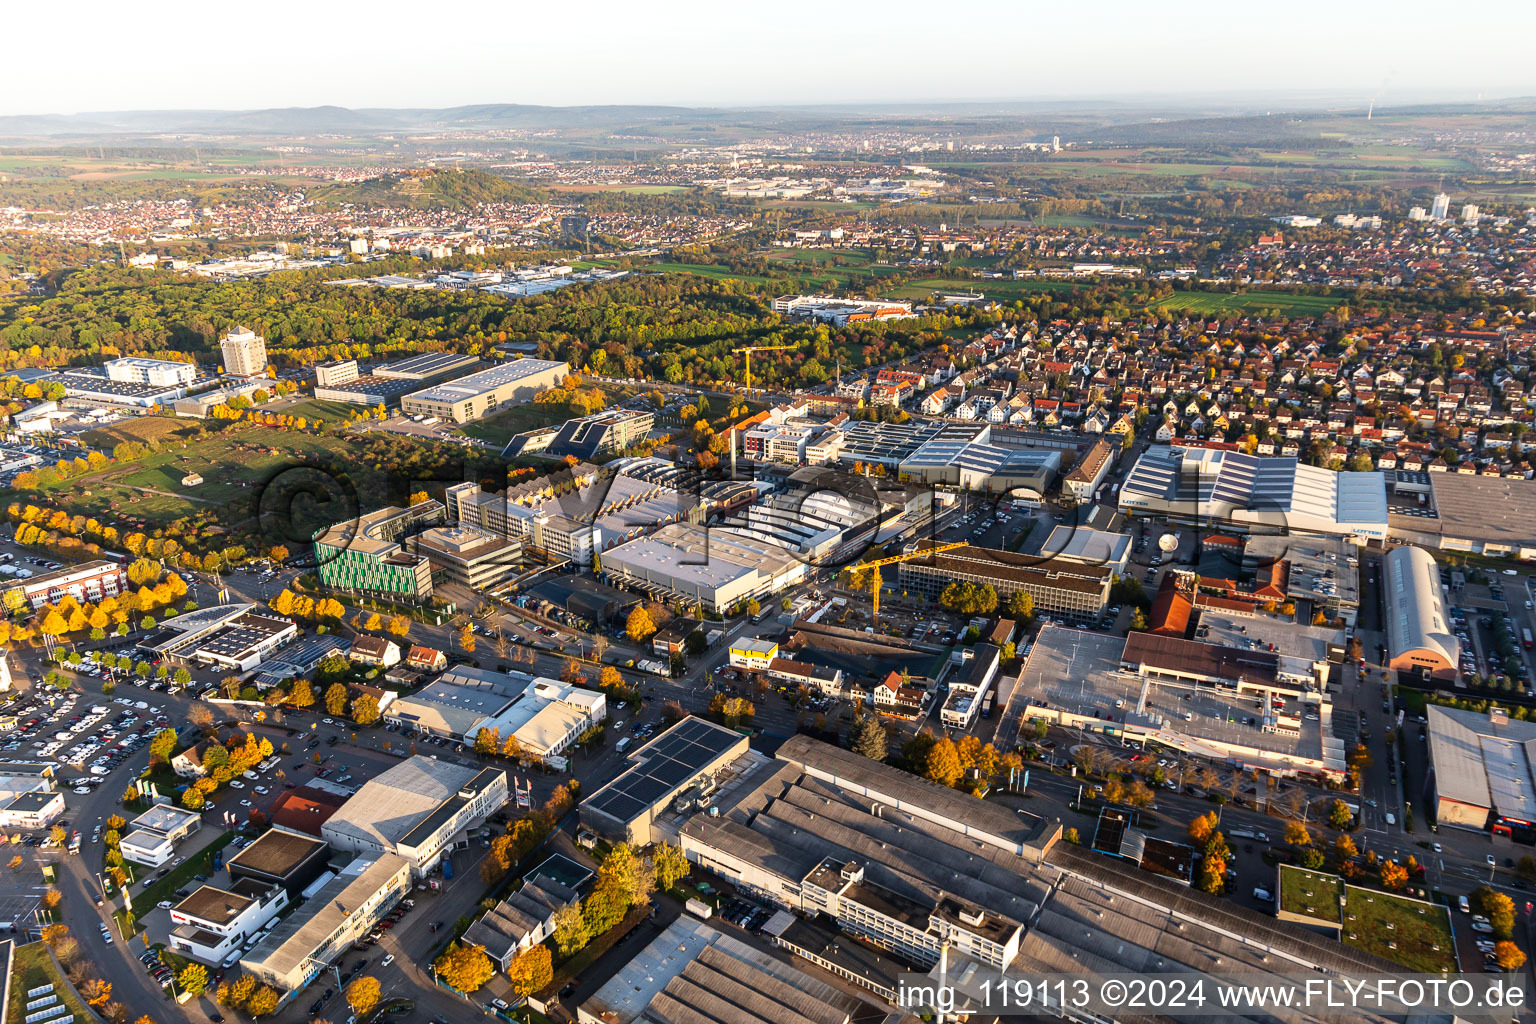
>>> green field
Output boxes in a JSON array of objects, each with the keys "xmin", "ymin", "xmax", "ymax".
[
  {"xmin": 1342, "ymin": 885, "xmax": 1455, "ymax": 973},
  {"xmin": 881, "ymin": 277, "xmax": 1084, "ymax": 301},
  {"xmin": 268, "ymin": 397, "xmax": 372, "ymax": 423},
  {"xmin": 31, "ymin": 424, "xmax": 371, "ymax": 526},
  {"xmin": 1150, "ymin": 290, "xmax": 1344, "ymax": 316},
  {"xmin": 1278, "ymin": 864, "xmax": 1343, "ymax": 923}
]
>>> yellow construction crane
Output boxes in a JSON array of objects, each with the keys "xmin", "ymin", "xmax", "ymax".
[
  {"xmin": 730, "ymin": 344, "xmax": 795, "ymax": 393},
  {"xmin": 845, "ymin": 542, "xmax": 968, "ymax": 623}
]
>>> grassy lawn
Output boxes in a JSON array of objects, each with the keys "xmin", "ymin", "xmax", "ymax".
[
  {"xmin": 1343, "ymin": 885, "xmax": 1455, "ymax": 973},
  {"xmin": 30, "ymin": 424, "xmax": 372, "ymax": 526},
  {"xmin": 1149, "ymin": 291, "xmax": 1344, "ymax": 316},
  {"xmin": 1278, "ymin": 864, "xmax": 1343, "ymax": 923},
  {"xmin": 881, "ymin": 277, "xmax": 1084, "ymax": 301},
  {"xmin": 6, "ymin": 942, "xmax": 92, "ymax": 1024},
  {"xmin": 269, "ymin": 398, "xmax": 371, "ymax": 424},
  {"xmin": 124, "ymin": 830, "xmax": 240, "ymax": 933}
]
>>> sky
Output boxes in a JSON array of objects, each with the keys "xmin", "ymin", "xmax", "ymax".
[{"xmin": 10, "ymin": 0, "xmax": 1534, "ymax": 116}]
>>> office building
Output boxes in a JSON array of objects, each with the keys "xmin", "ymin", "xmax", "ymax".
[
  {"xmin": 580, "ymin": 717, "xmax": 755, "ymax": 845},
  {"xmin": 322, "ymin": 756, "xmax": 508, "ymax": 877},
  {"xmin": 1060, "ymin": 436, "xmax": 1116, "ymax": 502},
  {"xmin": 220, "ymin": 326, "xmax": 268, "ymax": 376},
  {"xmin": 1382, "ymin": 546, "xmax": 1458, "ymax": 680},
  {"xmin": 539, "ymin": 409, "xmax": 655, "ymax": 460},
  {"xmin": 0, "ymin": 790, "xmax": 63, "ymax": 829},
  {"xmin": 1426, "ymin": 705, "xmax": 1536, "ymax": 838},
  {"xmin": 400, "ymin": 358, "xmax": 568, "ymax": 423},
  {"xmin": 897, "ymin": 542, "xmax": 1112, "ymax": 623},
  {"xmin": 313, "ymin": 360, "xmax": 359, "ymax": 387},
  {"xmin": 119, "ymin": 804, "xmax": 204, "ymax": 867},
  {"xmin": 1, "ymin": 560, "xmax": 128, "ymax": 612},
  {"xmin": 104, "ymin": 357, "xmax": 197, "ymax": 387},
  {"xmin": 313, "ymin": 502, "xmax": 444, "ymax": 601},
  {"xmin": 940, "ymin": 644, "xmax": 1000, "ymax": 730},
  {"xmin": 408, "ymin": 522, "xmax": 524, "ymax": 591},
  {"xmin": 241, "ymin": 853, "xmax": 412, "ymax": 991},
  {"xmin": 168, "ymin": 880, "xmax": 289, "ymax": 966}
]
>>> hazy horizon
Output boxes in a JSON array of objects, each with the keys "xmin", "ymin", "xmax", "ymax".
[{"xmin": 13, "ymin": 0, "xmax": 1535, "ymax": 119}]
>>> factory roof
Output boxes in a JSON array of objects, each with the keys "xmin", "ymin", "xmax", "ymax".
[{"xmin": 403, "ymin": 358, "xmax": 567, "ymax": 403}]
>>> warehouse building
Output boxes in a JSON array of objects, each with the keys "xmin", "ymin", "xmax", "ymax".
[
  {"xmin": 315, "ymin": 352, "xmax": 482, "ymax": 406},
  {"xmin": 136, "ymin": 603, "xmax": 299, "ymax": 672},
  {"xmin": 400, "ymin": 358, "xmax": 569, "ymax": 423},
  {"xmin": 384, "ymin": 668, "xmax": 605, "ymax": 758},
  {"xmin": 50, "ymin": 369, "xmax": 194, "ymax": 408},
  {"xmin": 1013, "ymin": 626, "xmax": 1342, "ymax": 780},
  {"xmin": 1387, "ymin": 471, "xmax": 1536, "ymax": 559},
  {"xmin": 577, "ymin": 916, "xmax": 859, "ymax": 1024},
  {"xmin": 1382, "ymin": 545, "xmax": 1459, "ymax": 680},
  {"xmin": 1119, "ymin": 445, "xmax": 1388, "ymax": 542},
  {"xmin": 322, "ymin": 756, "xmax": 508, "ymax": 876},
  {"xmin": 600, "ymin": 522, "xmax": 808, "ymax": 616},
  {"xmin": 580, "ymin": 717, "xmax": 755, "ymax": 845},
  {"xmin": 1426, "ymin": 705, "xmax": 1536, "ymax": 838},
  {"xmin": 896, "ymin": 542, "xmax": 1112, "ymax": 623}
]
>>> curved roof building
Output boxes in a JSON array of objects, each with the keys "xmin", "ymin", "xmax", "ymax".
[{"xmin": 1383, "ymin": 545, "xmax": 1459, "ymax": 679}]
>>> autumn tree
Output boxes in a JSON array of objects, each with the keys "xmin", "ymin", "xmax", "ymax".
[
  {"xmin": 81, "ymin": 979, "xmax": 112, "ymax": 1008},
  {"xmin": 352, "ymin": 694, "xmax": 380, "ymax": 726},
  {"xmin": 474, "ymin": 728, "xmax": 499, "ymax": 755},
  {"xmin": 551, "ymin": 902, "xmax": 589, "ymax": 957},
  {"xmin": 625, "ymin": 605, "xmax": 657, "ymax": 642},
  {"xmin": 433, "ymin": 943, "xmax": 495, "ymax": 994},
  {"xmin": 325, "ymin": 682, "xmax": 349, "ymax": 716},
  {"xmin": 289, "ymin": 678, "xmax": 315, "ymax": 708},
  {"xmin": 1284, "ymin": 822, "xmax": 1312, "ymax": 846},
  {"xmin": 247, "ymin": 984, "xmax": 280, "ymax": 1016},
  {"xmin": 507, "ymin": 944, "xmax": 553, "ymax": 998},
  {"xmin": 924, "ymin": 737, "xmax": 964, "ymax": 787},
  {"xmin": 652, "ymin": 841, "xmax": 690, "ymax": 891},
  {"xmin": 180, "ymin": 962, "xmax": 210, "ymax": 996},
  {"xmin": 1494, "ymin": 940, "xmax": 1527, "ymax": 970},
  {"xmin": 1187, "ymin": 811, "xmax": 1219, "ymax": 846},
  {"xmin": 1379, "ymin": 860, "xmax": 1408, "ymax": 891},
  {"xmin": 345, "ymin": 976, "xmax": 381, "ymax": 1015}
]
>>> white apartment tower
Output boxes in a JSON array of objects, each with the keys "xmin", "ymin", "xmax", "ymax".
[
  {"xmin": 1430, "ymin": 193, "xmax": 1450, "ymax": 221},
  {"xmin": 1461, "ymin": 204, "xmax": 1481, "ymax": 226},
  {"xmin": 221, "ymin": 326, "xmax": 268, "ymax": 377}
]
